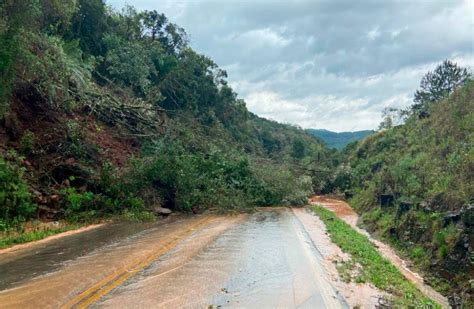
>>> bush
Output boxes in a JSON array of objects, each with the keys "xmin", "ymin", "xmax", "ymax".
[
  {"xmin": 19, "ymin": 130, "xmax": 36, "ymax": 155},
  {"xmin": 61, "ymin": 187, "xmax": 94, "ymax": 220},
  {"xmin": 0, "ymin": 153, "xmax": 34, "ymax": 226},
  {"xmin": 137, "ymin": 141, "xmax": 262, "ymax": 211}
]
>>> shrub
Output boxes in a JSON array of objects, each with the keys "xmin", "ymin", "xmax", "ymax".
[
  {"xmin": 0, "ymin": 153, "xmax": 34, "ymax": 226},
  {"xmin": 61, "ymin": 187, "xmax": 94, "ymax": 220},
  {"xmin": 19, "ymin": 130, "xmax": 36, "ymax": 155}
]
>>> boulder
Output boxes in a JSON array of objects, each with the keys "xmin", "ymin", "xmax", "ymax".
[
  {"xmin": 397, "ymin": 201, "xmax": 412, "ymax": 216},
  {"xmin": 442, "ymin": 211, "xmax": 461, "ymax": 227},
  {"xmin": 152, "ymin": 206, "xmax": 172, "ymax": 215}
]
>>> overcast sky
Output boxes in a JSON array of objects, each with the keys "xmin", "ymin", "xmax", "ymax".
[{"xmin": 108, "ymin": 0, "xmax": 473, "ymax": 132}]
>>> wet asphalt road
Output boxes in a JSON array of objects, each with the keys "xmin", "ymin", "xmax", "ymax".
[
  {"xmin": 0, "ymin": 222, "xmax": 157, "ymax": 290},
  {"xmin": 0, "ymin": 208, "xmax": 347, "ymax": 308}
]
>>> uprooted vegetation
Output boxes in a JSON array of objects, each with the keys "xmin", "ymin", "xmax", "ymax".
[{"xmin": 0, "ymin": 1, "xmax": 334, "ymax": 241}]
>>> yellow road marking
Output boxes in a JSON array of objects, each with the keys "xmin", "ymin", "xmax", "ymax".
[{"xmin": 62, "ymin": 216, "xmax": 213, "ymax": 309}]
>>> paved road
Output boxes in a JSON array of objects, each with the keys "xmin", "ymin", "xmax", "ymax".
[{"xmin": 0, "ymin": 208, "xmax": 348, "ymax": 308}]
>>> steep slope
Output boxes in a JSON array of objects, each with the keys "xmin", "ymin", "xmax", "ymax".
[
  {"xmin": 307, "ymin": 129, "xmax": 374, "ymax": 149},
  {"xmin": 340, "ymin": 82, "xmax": 473, "ymax": 306},
  {"xmin": 0, "ymin": 1, "xmax": 334, "ymax": 236}
]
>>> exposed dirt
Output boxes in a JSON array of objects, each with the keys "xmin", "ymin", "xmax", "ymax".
[
  {"xmin": 292, "ymin": 207, "xmax": 385, "ymax": 308},
  {"xmin": 309, "ymin": 195, "xmax": 450, "ymax": 308},
  {"xmin": 0, "ymin": 98, "xmax": 141, "ymax": 220},
  {"xmin": 81, "ymin": 114, "xmax": 138, "ymax": 168}
]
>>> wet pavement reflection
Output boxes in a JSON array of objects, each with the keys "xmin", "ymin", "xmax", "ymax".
[
  {"xmin": 0, "ymin": 222, "xmax": 157, "ymax": 290},
  {"xmin": 100, "ymin": 208, "xmax": 347, "ymax": 308},
  {"xmin": 1, "ymin": 209, "xmax": 350, "ymax": 308}
]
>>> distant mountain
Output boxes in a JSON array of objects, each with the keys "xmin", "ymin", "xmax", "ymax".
[{"xmin": 306, "ymin": 129, "xmax": 374, "ymax": 149}]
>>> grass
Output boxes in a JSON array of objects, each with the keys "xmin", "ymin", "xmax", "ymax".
[
  {"xmin": 358, "ymin": 206, "xmax": 456, "ymax": 295},
  {"xmin": 311, "ymin": 205, "xmax": 440, "ymax": 308},
  {"xmin": 0, "ymin": 223, "xmax": 83, "ymax": 249},
  {"xmin": 0, "ymin": 208, "xmax": 158, "ymax": 250}
]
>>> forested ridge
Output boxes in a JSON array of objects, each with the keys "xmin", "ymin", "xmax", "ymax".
[
  {"xmin": 0, "ymin": 1, "xmax": 334, "ymax": 227},
  {"xmin": 306, "ymin": 129, "xmax": 374, "ymax": 150}
]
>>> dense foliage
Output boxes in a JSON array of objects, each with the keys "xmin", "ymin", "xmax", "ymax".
[
  {"xmin": 0, "ymin": 0, "xmax": 333, "ymax": 229},
  {"xmin": 0, "ymin": 153, "xmax": 34, "ymax": 228}
]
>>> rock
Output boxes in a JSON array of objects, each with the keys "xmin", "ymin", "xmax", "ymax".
[
  {"xmin": 448, "ymin": 293, "xmax": 462, "ymax": 309},
  {"xmin": 52, "ymin": 163, "xmax": 90, "ymax": 186},
  {"xmin": 62, "ymin": 179, "xmax": 70, "ymax": 187},
  {"xmin": 418, "ymin": 201, "xmax": 428, "ymax": 208},
  {"xmin": 344, "ymin": 191, "xmax": 353, "ymax": 199},
  {"xmin": 152, "ymin": 206, "xmax": 172, "ymax": 215},
  {"xmin": 461, "ymin": 204, "xmax": 473, "ymax": 227},
  {"xmin": 442, "ymin": 211, "xmax": 461, "ymax": 227},
  {"xmin": 396, "ymin": 201, "xmax": 412, "ymax": 217}
]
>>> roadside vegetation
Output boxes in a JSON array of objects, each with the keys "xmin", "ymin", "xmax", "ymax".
[
  {"xmin": 0, "ymin": 1, "xmax": 333, "ymax": 246},
  {"xmin": 0, "ymin": 221, "xmax": 84, "ymax": 249},
  {"xmin": 312, "ymin": 205, "xmax": 440, "ymax": 308},
  {"xmin": 328, "ymin": 61, "xmax": 473, "ymax": 306}
]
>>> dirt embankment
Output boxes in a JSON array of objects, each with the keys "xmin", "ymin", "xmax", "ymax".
[{"xmin": 310, "ymin": 195, "xmax": 450, "ymax": 308}]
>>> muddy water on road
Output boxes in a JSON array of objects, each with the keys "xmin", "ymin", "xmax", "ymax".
[
  {"xmin": 1, "ymin": 207, "xmax": 391, "ymax": 308},
  {"xmin": 0, "ymin": 215, "xmax": 232, "ymax": 308},
  {"xmin": 99, "ymin": 208, "xmax": 347, "ymax": 308},
  {"xmin": 0, "ymin": 221, "xmax": 157, "ymax": 290},
  {"xmin": 309, "ymin": 195, "xmax": 450, "ymax": 308}
]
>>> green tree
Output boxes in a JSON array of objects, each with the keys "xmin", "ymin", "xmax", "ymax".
[
  {"xmin": 40, "ymin": 0, "xmax": 77, "ymax": 34},
  {"xmin": 104, "ymin": 37, "xmax": 155, "ymax": 95},
  {"xmin": 0, "ymin": 0, "xmax": 41, "ymax": 112},
  {"xmin": 159, "ymin": 49, "xmax": 220, "ymax": 112},
  {"xmin": 292, "ymin": 138, "xmax": 306, "ymax": 159},
  {"xmin": 66, "ymin": 0, "xmax": 108, "ymax": 55},
  {"xmin": 140, "ymin": 10, "xmax": 167, "ymax": 41},
  {"xmin": 412, "ymin": 60, "xmax": 470, "ymax": 117}
]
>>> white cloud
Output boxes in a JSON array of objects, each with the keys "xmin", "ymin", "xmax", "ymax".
[
  {"xmin": 366, "ymin": 26, "xmax": 380, "ymax": 41},
  {"xmin": 233, "ymin": 28, "xmax": 291, "ymax": 48},
  {"xmin": 107, "ymin": 0, "xmax": 473, "ymax": 131}
]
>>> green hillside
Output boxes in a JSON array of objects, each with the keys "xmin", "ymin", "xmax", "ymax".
[
  {"xmin": 332, "ymin": 78, "xmax": 473, "ymax": 305},
  {"xmin": 0, "ymin": 1, "xmax": 333, "ymax": 228},
  {"xmin": 306, "ymin": 129, "xmax": 374, "ymax": 149}
]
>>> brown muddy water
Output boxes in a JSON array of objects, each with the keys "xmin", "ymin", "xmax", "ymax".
[
  {"xmin": 0, "ymin": 221, "xmax": 156, "ymax": 290},
  {"xmin": 0, "ymin": 208, "xmax": 363, "ymax": 308},
  {"xmin": 98, "ymin": 208, "xmax": 347, "ymax": 308}
]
